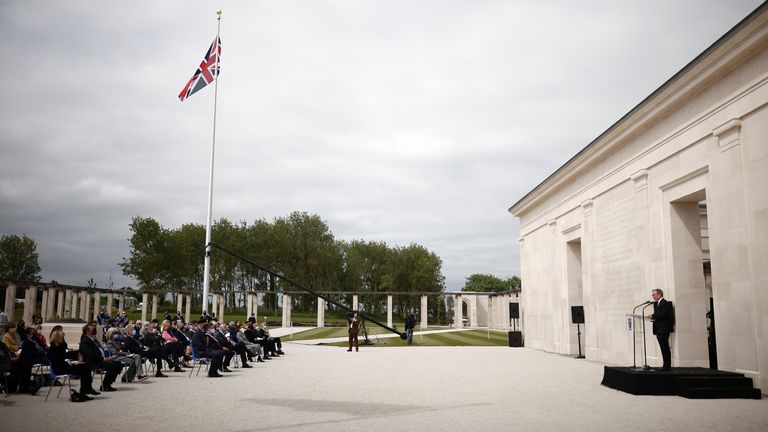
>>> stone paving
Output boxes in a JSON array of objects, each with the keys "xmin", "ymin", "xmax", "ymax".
[{"xmin": 1, "ymin": 330, "xmax": 766, "ymax": 432}]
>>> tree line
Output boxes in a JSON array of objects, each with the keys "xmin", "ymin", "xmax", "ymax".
[{"xmin": 120, "ymin": 211, "xmax": 448, "ymax": 322}]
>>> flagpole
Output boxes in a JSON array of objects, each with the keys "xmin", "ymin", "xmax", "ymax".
[{"xmin": 202, "ymin": 9, "xmax": 222, "ymax": 316}]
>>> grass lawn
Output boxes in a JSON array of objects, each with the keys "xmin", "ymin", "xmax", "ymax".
[{"xmin": 314, "ymin": 329, "xmax": 510, "ymax": 347}]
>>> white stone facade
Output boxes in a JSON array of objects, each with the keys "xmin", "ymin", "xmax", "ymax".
[{"xmin": 509, "ymin": 6, "xmax": 768, "ymax": 392}]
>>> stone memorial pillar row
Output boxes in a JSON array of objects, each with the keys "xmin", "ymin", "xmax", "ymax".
[
  {"xmin": 317, "ymin": 297, "xmax": 325, "ymax": 327},
  {"xmin": 151, "ymin": 293, "xmax": 158, "ymax": 320},
  {"xmin": 141, "ymin": 293, "xmax": 148, "ymax": 323},
  {"xmin": 420, "ymin": 295, "xmax": 428, "ymax": 329},
  {"xmin": 386, "ymin": 295, "xmax": 393, "ymax": 328},
  {"xmin": 4, "ymin": 283, "xmax": 17, "ymax": 322}
]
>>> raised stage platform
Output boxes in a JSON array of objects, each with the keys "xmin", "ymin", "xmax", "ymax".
[{"xmin": 601, "ymin": 366, "xmax": 762, "ymax": 399}]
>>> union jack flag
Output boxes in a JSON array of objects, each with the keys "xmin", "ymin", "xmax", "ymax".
[{"xmin": 178, "ymin": 36, "xmax": 221, "ymax": 102}]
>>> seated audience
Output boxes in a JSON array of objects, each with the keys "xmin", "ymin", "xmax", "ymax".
[{"xmin": 48, "ymin": 326, "xmax": 95, "ymax": 401}]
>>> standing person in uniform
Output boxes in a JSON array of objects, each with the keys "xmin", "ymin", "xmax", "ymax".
[
  {"xmin": 647, "ymin": 289, "xmax": 674, "ymax": 371},
  {"xmin": 405, "ymin": 310, "xmax": 416, "ymax": 345},
  {"xmin": 347, "ymin": 311, "xmax": 360, "ymax": 352}
]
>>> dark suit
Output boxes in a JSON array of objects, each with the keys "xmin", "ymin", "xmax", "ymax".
[
  {"xmin": 652, "ymin": 298, "xmax": 674, "ymax": 369},
  {"xmin": 48, "ymin": 341, "xmax": 93, "ymax": 393},
  {"xmin": 190, "ymin": 329, "xmax": 224, "ymax": 376},
  {"xmin": 217, "ymin": 330, "xmax": 249, "ymax": 365},
  {"xmin": 209, "ymin": 331, "xmax": 235, "ymax": 368},
  {"xmin": 79, "ymin": 334, "xmax": 122, "ymax": 387}
]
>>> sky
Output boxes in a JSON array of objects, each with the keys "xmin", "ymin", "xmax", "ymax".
[{"xmin": 0, "ymin": 0, "xmax": 763, "ymax": 292}]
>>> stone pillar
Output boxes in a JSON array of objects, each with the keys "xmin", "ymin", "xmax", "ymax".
[
  {"xmin": 82, "ymin": 291, "xmax": 91, "ymax": 322},
  {"xmin": 352, "ymin": 294, "xmax": 359, "ymax": 312},
  {"xmin": 40, "ymin": 289, "xmax": 48, "ymax": 324},
  {"xmin": 92, "ymin": 292, "xmax": 100, "ymax": 321},
  {"xmin": 454, "ymin": 295, "xmax": 463, "ymax": 328},
  {"xmin": 118, "ymin": 293, "xmax": 125, "ymax": 315},
  {"xmin": 420, "ymin": 295, "xmax": 428, "ymax": 329},
  {"xmin": 317, "ymin": 297, "xmax": 325, "ymax": 327},
  {"xmin": 282, "ymin": 294, "xmax": 291, "ymax": 327},
  {"xmin": 141, "ymin": 292, "xmax": 148, "ymax": 323},
  {"xmin": 218, "ymin": 294, "xmax": 225, "ymax": 323},
  {"xmin": 176, "ymin": 293, "xmax": 183, "ymax": 316},
  {"xmin": 253, "ymin": 293, "xmax": 259, "ymax": 323},
  {"xmin": 64, "ymin": 289, "xmax": 73, "ymax": 318},
  {"xmin": 246, "ymin": 293, "xmax": 253, "ymax": 319},
  {"xmin": 23, "ymin": 285, "xmax": 37, "ymax": 324},
  {"xmin": 211, "ymin": 294, "xmax": 218, "ymax": 318},
  {"xmin": 71, "ymin": 290, "xmax": 80, "ymax": 321},
  {"xmin": 47, "ymin": 288, "xmax": 57, "ymax": 321},
  {"xmin": 4, "ymin": 283, "xmax": 17, "ymax": 322},
  {"xmin": 56, "ymin": 290, "xmax": 65, "ymax": 320},
  {"xmin": 151, "ymin": 293, "xmax": 158, "ymax": 320},
  {"xmin": 105, "ymin": 292, "xmax": 114, "ymax": 317},
  {"xmin": 185, "ymin": 294, "xmax": 192, "ymax": 323},
  {"xmin": 386, "ymin": 295, "xmax": 393, "ymax": 328}
]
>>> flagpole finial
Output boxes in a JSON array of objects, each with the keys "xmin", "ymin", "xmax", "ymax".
[{"xmin": 216, "ymin": 9, "xmax": 222, "ymax": 16}]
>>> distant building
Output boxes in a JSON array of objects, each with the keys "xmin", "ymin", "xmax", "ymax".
[{"xmin": 509, "ymin": 4, "xmax": 768, "ymax": 392}]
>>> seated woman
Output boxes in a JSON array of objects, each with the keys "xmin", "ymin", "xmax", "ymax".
[
  {"xmin": 234, "ymin": 322, "xmax": 264, "ymax": 362},
  {"xmin": 47, "ymin": 326, "xmax": 96, "ymax": 401},
  {"xmin": 105, "ymin": 328, "xmax": 143, "ymax": 383},
  {"xmin": 160, "ymin": 321, "xmax": 186, "ymax": 371},
  {"xmin": 2, "ymin": 321, "xmax": 21, "ymax": 357},
  {"xmin": 144, "ymin": 323, "xmax": 181, "ymax": 374}
]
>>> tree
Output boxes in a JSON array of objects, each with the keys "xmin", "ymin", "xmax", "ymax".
[
  {"xmin": 0, "ymin": 234, "xmax": 41, "ymax": 283},
  {"xmin": 120, "ymin": 216, "xmax": 170, "ymax": 292},
  {"xmin": 462, "ymin": 273, "xmax": 519, "ymax": 293}
]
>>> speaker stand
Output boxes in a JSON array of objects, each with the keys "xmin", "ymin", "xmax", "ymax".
[{"xmin": 575, "ymin": 322, "xmax": 585, "ymax": 359}]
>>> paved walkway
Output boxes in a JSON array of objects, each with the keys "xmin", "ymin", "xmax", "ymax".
[
  {"xmin": 1, "ymin": 336, "xmax": 766, "ymax": 432},
  {"xmin": 287, "ymin": 327, "xmax": 477, "ymax": 344}
]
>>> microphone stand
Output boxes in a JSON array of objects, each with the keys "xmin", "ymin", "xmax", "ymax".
[
  {"xmin": 641, "ymin": 302, "xmax": 655, "ymax": 371},
  {"xmin": 631, "ymin": 301, "xmax": 650, "ymax": 369}
]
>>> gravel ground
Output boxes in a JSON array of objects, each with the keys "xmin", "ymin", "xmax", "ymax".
[{"xmin": 1, "ymin": 336, "xmax": 766, "ymax": 432}]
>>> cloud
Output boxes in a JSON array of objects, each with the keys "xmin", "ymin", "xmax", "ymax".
[{"xmin": 0, "ymin": 0, "xmax": 762, "ymax": 291}]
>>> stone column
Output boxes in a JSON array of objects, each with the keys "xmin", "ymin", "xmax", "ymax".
[
  {"xmin": 82, "ymin": 291, "xmax": 91, "ymax": 322},
  {"xmin": 246, "ymin": 293, "xmax": 254, "ymax": 319},
  {"xmin": 92, "ymin": 292, "xmax": 100, "ymax": 321},
  {"xmin": 352, "ymin": 294, "xmax": 359, "ymax": 312},
  {"xmin": 64, "ymin": 289, "xmax": 73, "ymax": 318},
  {"xmin": 47, "ymin": 288, "xmax": 57, "ymax": 321},
  {"xmin": 176, "ymin": 293, "xmax": 183, "ymax": 316},
  {"xmin": 211, "ymin": 294, "xmax": 218, "ymax": 318},
  {"xmin": 420, "ymin": 295, "xmax": 428, "ymax": 329},
  {"xmin": 317, "ymin": 297, "xmax": 325, "ymax": 327},
  {"xmin": 4, "ymin": 283, "xmax": 17, "ymax": 322},
  {"xmin": 386, "ymin": 295, "xmax": 393, "ymax": 328},
  {"xmin": 253, "ymin": 293, "xmax": 259, "ymax": 322},
  {"xmin": 218, "ymin": 294, "xmax": 225, "ymax": 322},
  {"xmin": 151, "ymin": 293, "xmax": 158, "ymax": 320},
  {"xmin": 454, "ymin": 295, "xmax": 463, "ymax": 328},
  {"xmin": 71, "ymin": 290, "xmax": 80, "ymax": 321},
  {"xmin": 118, "ymin": 293, "xmax": 125, "ymax": 315},
  {"xmin": 185, "ymin": 294, "xmax": 192, "ymax": 323},
  {"xmin": 141, "ymin": 293, "xmax": 148, "ymax": 323},
  {"xmin": 105, "ymin": 292, "xmax": 114, "ymax": 317},
  {"xmin": 281, "ymin": 294, "xmax": 291, "ymax": 327},
  {"xmin": 23, "ymin": 285, "xmax": 37, "ymax": 324},
  {"xmin": 40, "ymin": 289, "xmax": 48, "ymax": 323},
  {"xmin": 56, "ymin": 290, "xmax": 65, "ymax": 320}
]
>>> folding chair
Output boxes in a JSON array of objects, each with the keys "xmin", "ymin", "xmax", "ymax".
[
  {"xmin": 44, "ymin": 360, "xmax": 79, "ymax": 402},
  {"xmin": 188, "ymin": 346, "xmax": 210, "ymax": 378}
]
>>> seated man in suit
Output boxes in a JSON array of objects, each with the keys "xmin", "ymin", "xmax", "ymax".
[
  {"xmin": 244, "ymin": 322, "xmax": 273, "ymax": 360},
  {"xmin": 17, "ymin": 327, "xmax": 46, "ymax": 394},
  {"xmin": 206, "ymin": 323, "xmax": 235, "ymax": 372},
  {"xmin": 170, "ymin": 320, "xmax": 192, "ymax": 368},
  {"xmin": 190, "ymin": 320, "xmax": 223, "ymax": 378},
  {"xmin": 258, "ymin": 323, "xmax": 285, "ymax": 356},
  {"xmin": 79, "ymin": 323, "xmax": 122, "ymax": 392},
  {"xmin": 216, "ymin": 322, "xmax": 251, "ymax": 368}
]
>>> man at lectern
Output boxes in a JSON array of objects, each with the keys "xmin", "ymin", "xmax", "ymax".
[{"xmin": 648, "ymin": 289, "xmax": 673, "ymax": 371}]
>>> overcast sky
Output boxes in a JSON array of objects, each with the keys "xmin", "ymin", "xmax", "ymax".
[{"xmin": 0, "ymin": 0, "xmax": 762, "ymax": 291}]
